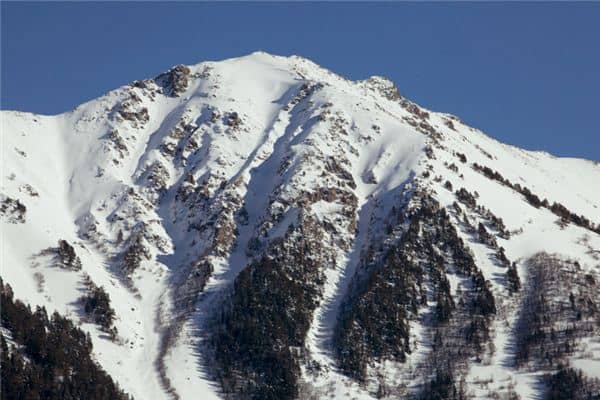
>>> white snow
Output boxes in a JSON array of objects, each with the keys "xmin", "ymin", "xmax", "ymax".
[{"xmin": 2, "ymin": 51, "xmax": 599, "ymax": 399}]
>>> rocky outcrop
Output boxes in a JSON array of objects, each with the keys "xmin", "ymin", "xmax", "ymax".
[
  {"xmin": 0, "ymin": 195, "xmax": 26, "ymax": 224},
  {"xmin": 154, "ymin": 65, "xmax": 191, "ymax": 97}
]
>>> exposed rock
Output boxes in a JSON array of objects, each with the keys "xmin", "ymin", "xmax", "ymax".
[
  {"xmin": 154, "ymin": 64, "xmax": 191, "ymax": 97},
  {"xmin": 104, "ymin": 129, "xmax": 128, "ymax": 158},
  {"xmin": 364, "ymin": 76, "xmax": 402, "ymax": 101},
  {"xmin": 118, "ymin": 106, "xmax": 149, "ymax": 124},
  {"xmin": 19, "ymin": 184, "xmax": 39, "ymax": 197},
  {"xmin": 224, "ymin": 111, "xmax": 242, "ymax": 129},
  {"xmin": 0, "ymin": 195, "xmax": 26, "ymax": 224}
]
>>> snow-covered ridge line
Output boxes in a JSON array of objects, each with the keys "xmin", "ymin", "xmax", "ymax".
[{"xmin": 2, "ymin": 51, "xmax": 600, "ymax": 400}]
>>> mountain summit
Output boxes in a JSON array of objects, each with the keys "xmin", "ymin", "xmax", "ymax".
[{"xmin": 2, "ymin": 52, "xmax": 600, "ymax": 400}]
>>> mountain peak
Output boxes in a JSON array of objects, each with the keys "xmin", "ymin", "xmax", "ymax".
[{"xmin": 2, "ymin": 53, "xmax": 600, "ymax": 400}]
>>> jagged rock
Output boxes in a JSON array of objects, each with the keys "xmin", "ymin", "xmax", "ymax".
[
  {"xmin": 364, "ymin": 76, "xmax": 402, "ymax": 101},
  {"xmin": 0, "ymin": 195, "xmax": 26, "ymax": 223},
  {"xmin": 154, "ymin": 64, "xmax": 191, "ymax": 97},
  {"xmin": 118, "ymin": 106, "xmax": 149, "ymax": 124},
  {"xmin": 104, "ymin": 129, "xmax": 128, "ymax": 158}
]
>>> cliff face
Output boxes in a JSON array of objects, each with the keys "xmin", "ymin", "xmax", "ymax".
[{"xmin": 2, "ymin": 52, "xmax": 600, "ymax": 400}]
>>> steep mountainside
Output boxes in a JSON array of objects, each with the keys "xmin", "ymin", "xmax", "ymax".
[{"xmin": 2, "ymin": 52, "xmax": 599, "ymax": 400}]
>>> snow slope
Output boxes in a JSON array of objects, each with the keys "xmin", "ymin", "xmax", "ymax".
[{"xmin": 2, "ymin": 51, "xmax": 599, "ymax": 399}]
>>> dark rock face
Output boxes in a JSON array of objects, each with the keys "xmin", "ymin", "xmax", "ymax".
[
  {"xmin": 118, "ymin": 107, "xmax": 149, "ymax": 123},
  {"xmin": 0, "ymin": 196, "xmax": 26, "ymax": 224},
  {"xmin": 154, "ymin": 65, "xmax": 191, "ymax": 97}
]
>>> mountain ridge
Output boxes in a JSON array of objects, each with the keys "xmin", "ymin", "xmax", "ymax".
[{"xmin": 2, "ymin": 51, "xmax": 599, "ymax": 400}]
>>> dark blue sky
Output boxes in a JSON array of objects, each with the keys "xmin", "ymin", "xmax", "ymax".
[{"xmin": 2, "ymin": 2, "xmax": 599, "ymax": 161}]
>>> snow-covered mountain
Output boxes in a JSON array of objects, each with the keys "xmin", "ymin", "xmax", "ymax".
[{"xmin": 2, "ymin": 51, "xmax": 599, "ymax": 400}]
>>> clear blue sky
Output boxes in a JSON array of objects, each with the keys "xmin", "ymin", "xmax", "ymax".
[{"xmin": 2, "ymin": 2, "xmax": 599, "ymax": 161}]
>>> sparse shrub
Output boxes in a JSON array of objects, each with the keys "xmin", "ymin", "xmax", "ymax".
[
  {"xmin": 57, "ymin": 239, "xmax": 82, "ymax": 271},
  {"xmin": 80, "ymin": 283, "xmax": 116, "ymax": 332},
  {"xmin": 507, "ymin": 262, "xmax": 521, "ymax": 293}
]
